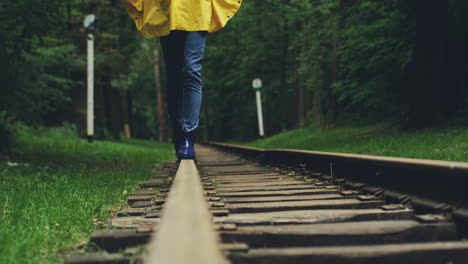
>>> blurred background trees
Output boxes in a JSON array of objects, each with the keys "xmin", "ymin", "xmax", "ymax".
[
  {"xmin": 1, "ymin": 0, "xmax": 468, "ymax": 145},
  {"xmin": 0, "ymin": 0, "xmax": 160, "ymax": 142},
  {"xmin": 204, "ymin": 0, "xmax": 468, "ymax": 140}
]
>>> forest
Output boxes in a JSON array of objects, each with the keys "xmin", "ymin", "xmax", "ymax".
[{"xmin": 2, "ymin": 0, "xmax": 468, "ymax": 147}]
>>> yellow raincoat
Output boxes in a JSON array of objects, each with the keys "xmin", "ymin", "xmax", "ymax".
[{"xmin": 123, "ymin": 0, "xmax": 242, "ymax": 37}]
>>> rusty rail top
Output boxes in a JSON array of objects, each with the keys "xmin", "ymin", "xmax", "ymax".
[
  {"xmin": 144, "ymin": 160, "xmax": 228, "ymax": 264},
  {"xmin": 209, "ymin": 142, "xmax": 468, "ymax": 173}
]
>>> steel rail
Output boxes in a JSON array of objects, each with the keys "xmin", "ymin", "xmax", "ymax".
[
  {"xmin": 208, "ymin": 142, "xmax": 468, "ymax": 173},
  {"xmin": 144, "ymin": 160, "xmax": 229, "ymax": 264},
  {"xmin": 207, "ymin": 142, "xmax": 468, "ymax": 218}
]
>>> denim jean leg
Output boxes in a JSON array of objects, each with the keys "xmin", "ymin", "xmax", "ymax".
[{"xmin": 179, "ymin": 31, "xmax": 208, "ymax": 133}]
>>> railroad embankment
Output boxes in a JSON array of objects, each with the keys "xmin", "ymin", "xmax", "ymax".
[{"xmin": 246, "ymin": 123, "xmax": 468, "ymax": 162}]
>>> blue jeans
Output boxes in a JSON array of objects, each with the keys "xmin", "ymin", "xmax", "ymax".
[{"xmin": 160, "ymin": 31, "xmax": 208, "ymax": 133}]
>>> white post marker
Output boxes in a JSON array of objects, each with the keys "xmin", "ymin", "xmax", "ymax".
[
  {"xmin": 252, "ymin": 78, "xmax": 264, "ymax": 137},
  {"xmin": 83, "ymin": 14, "xmax": 97, "ymax": 142},
  {"xmin": 86, "ymin": 33, "xmax": 94, "ymax": 142}
]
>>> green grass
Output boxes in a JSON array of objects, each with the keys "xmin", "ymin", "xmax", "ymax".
[
  {"xmin": 247, "ymin": 122, "xmax": 468, "ymax": 162},
  {"xmin": 0, "ymin": 124, "xmax": 173, "ymax": 263}
]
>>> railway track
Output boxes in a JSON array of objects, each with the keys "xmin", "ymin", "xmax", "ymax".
[{"xmin": 66, "ymin": 144, "xmax": 468, "ymax": 264}]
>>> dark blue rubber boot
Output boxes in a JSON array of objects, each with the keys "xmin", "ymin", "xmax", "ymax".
[{"xmin": 176, "ymin": 132, "xmax": 195, "ymax": 160}]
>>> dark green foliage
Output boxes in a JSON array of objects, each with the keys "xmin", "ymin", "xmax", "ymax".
[
  {"xmin": 201, "ymin": 0, "xmax": 468, "ymax": 140},
  {"xmin": 0, "ymin": 0, "xmax": 72, "ymax": 123},
  {"xmin": 0, "ymin": 0, "xmax": 162, "ymax": 140},
  {"xmin": 334, "ymin": 1, "xmax": 414, "ymax": 116}
]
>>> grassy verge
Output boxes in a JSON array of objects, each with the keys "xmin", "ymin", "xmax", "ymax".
[
  {"xmin": 246, "ymin": 122, "xmax": 468, "ymax": 162},
  {"xmin": 0, "ymin": 124, "xmax": 173, "ymax": 263}
]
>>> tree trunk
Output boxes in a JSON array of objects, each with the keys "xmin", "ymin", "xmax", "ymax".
[
  {"xmin": 279, "ymin": 24, "xmax": 289, "ymax": 131},
  {"xmin": 103, "ymin": 78, "xmax": 121, "ymax": 141},
  {"xmin": 405, "ymin": 0, "xmax": 448, "ymax": 128},
  {"xmin": 121, "ymin": 90, "xmax": 132, "ymax": 138},
  {"xmin": 440, "ymin": 0, "xmax": 468, "ymax": 117},
  {"xmin": 326, "ymin": 21, "xmax": 340, "ymax": 125},
  {"xmin": 294, "ymin": 49, "xmax": 305, "ymax": 128},
  {"xmin": 153, "ymin": 49, "xmax": 169, "ymax": 143},
  {"xmin": 312, "ymin": 92, "xmax": 323, "ymax": 124}
]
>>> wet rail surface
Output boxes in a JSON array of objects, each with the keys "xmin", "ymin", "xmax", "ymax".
[{"xmin": 66, "ymin": 144, "xmax": 468, "ymax": 264}]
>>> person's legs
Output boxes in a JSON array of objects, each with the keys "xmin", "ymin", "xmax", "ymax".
[
  {"xmin": 161, "ymin": 30, "xmax": 208, "ymax": 159},
  {"xmin": 175, "ymin": 31, "xmax": 208, "ymax": 159}
]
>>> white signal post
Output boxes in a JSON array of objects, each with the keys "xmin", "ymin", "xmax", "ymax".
[
  {"xmin": 83, "ymin": 14, "xmax": 97, "ymax": 143},
  {"xmin": 252, "ymin": 78, "xmax": 264, "ymax": 137},
  {"xmin": 86, "ymin": 33, "xmax": 94, "ymax": 142}
]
